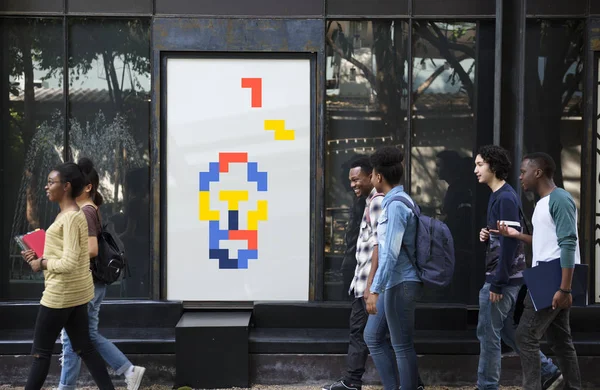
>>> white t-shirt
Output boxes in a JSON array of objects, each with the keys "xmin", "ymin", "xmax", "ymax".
[{"xmin": 531, "ymin": 188, "xmax": 580, "ymax": 268}]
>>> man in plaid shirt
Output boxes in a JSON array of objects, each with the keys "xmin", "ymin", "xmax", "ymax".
[{"xmin": 322, "ymin": 156, "xmax": 383, "ymax": 390}]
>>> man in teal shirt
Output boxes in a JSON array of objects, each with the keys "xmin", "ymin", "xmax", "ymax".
[{"xmin": 498, "ymin": 152, "xmax": 581, "ymax": 390}]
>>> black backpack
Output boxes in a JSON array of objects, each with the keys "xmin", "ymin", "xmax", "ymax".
[{"xmin": 91, "ymin": 209, "xmax": 128, "ymax": 285}]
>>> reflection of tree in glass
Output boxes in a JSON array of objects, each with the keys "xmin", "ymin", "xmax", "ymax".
[
  {"xmin": 9, "ymin": 112, "xmax": 143, "ymax": 258},
  {"xmin": 9, "ymin": 113, "xmax": 63, "ymax": 258},
  {"xmin": 7, "ymin": 19, "xmax": 63, "ymax": 158},
  {"xmin": 326, "ymin": 21, "xmax": 476, "ymax": 140},
  {"xmin": 6, "ymin": 20, "xmax": 64, "ymax": 266},
  {"xmin": 69, "ymin": 18, "xmax": 150, "ymax": 112},
  {"xmin": 6, "ymin": 18, "xmax": 151, "ymax": 232},
  {"xmin": 412, "ymin": 22, "xmax": 475, "ymax": 105},
  {"xmin": 69, "ymin": 112, "xmax": 145, "ymax": 212}
]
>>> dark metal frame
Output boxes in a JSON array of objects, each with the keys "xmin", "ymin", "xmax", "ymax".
[
  {"xmin": 587, "ymin": 21, "xmax": 600, "ymax": 303},
  {"xmin": 158, "ymin": 51, "xmax": 318, "ymax": 305},
  {"xmin": 0, "ymin": 18, "xmax": 8, "ymax": 299},
  {"xmin": 590, "ymin": 48, "xmax": 598, "ymax": 303},
  {"xmin": 0, "ymin": 0, "xmax": 498, "ymax": 18},
  {"xmin": 4, "ymin": 0, "xmax": 598, "ymax": 18},
  {"xmin": 405, "ymin": 16, "xmax": 414, "ymax": 195},
  {"xmin": 493, "ymin": 0, "xmax": 503, "ymax": 144}
]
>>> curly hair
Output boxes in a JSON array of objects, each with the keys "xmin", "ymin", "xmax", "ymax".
[
  {"xmin": 370, "ymin": 146, "xmax": 404, "ymax": 186},
  {"xmin": 477, "ymin": 145, "xmax": 511, "ymax": 180}
]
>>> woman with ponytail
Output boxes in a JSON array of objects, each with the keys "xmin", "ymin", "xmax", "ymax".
[
  {"xmin": 21, "ymin": 162, "xmax": 114, "ymax": 390},
  {"xmin": 58, "ymin": 158, "xmax": 146, "ymax": 390}
]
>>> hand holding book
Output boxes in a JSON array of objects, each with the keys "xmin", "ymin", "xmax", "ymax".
[
  {"xmin": 14, "ymin": 229, "xmax": 46, "ymax": 259},
  {"xmin": 21, "ymin": 249, "xmax": 37, "ymax": 263}
]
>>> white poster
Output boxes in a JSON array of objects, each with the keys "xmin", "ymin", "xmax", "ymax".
[{"xmin": 165, "ymin": 57, "xmax": 311, "ymax": 301}]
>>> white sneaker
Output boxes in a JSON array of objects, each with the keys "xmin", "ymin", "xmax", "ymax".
[{"xmin": 125, "ymin": 365, "xmax": 146, "ymax": 390}]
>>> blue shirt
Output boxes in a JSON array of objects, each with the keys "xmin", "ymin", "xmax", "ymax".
[{"xmin": 370, "ymin": 185, "xmax": 420, "ymax": 294}]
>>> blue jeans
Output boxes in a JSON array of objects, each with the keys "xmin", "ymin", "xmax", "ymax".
[
  {"xmin": 477, "ymin": 283, "xmax": 558, "ymax": 390},
  {"xmin": 364, "ymin": 290, "xmax": 399, "ymax": 390},
  {"xmin": 59, "ymin": 283, "xmax": 132, "ymax": 390},
  {"xmin": 371, "ymin": 282, "xmax": 422, "ymax": 390}
]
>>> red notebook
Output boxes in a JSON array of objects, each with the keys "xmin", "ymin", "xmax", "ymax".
[{"xmin": 21, "ymin": 229, "xmax": 46, "ymax": 258}]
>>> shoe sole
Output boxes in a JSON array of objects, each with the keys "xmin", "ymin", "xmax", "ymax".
[
  {"xmin": 130, "ymin": 367, "xmax": 146, "ymax": 390},
  {"xmin": 545, "ymin": 374, "xmax": 563, "ymax": 390},
  {"xmin": 321, "ymin": 387, "xmax": 359, "ymax": 390}
]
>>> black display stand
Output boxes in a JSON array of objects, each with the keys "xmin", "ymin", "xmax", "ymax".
[{"xmin": 175, "ymin": 311, "xmax": 252, "ymax": 388}]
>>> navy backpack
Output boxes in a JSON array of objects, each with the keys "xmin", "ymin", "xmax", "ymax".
[{"xmin": 393, "ymin": 196, "xmax": 455, "ymax": 289}]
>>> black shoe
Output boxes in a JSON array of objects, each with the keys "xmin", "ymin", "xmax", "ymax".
[
  {"xmin": 542, "ymin": 370, "xmax": 564, "ymax": 390},
  {"xmin": 322, "ymin": 380, "xmax": 361, "ymax": 390},
  {"xmin": 399, "ymin": 386, "xmax": 425, "ymax": 390}
]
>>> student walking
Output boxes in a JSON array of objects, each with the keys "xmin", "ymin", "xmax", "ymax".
[
  {"xmin": 474, "ymin": 146, "xmax": 561, "ymax": 390},
  {"xmin": 366, "ymin": 146, "xmax": 422, "ymax": 390},
  {"xmin": 58, "ymin": 158, "xmax": 146, "ymax": 390},
  {"xmin": 21, "ymin": 162, "xmax": 114, "ymax": 390},
  {"xmin": 497, "ymin": 152, "xmax": 582, "ymax": 390},
  {"xmin": 322, "ymin": 157, "xmax": 383, "ymax": 390}
]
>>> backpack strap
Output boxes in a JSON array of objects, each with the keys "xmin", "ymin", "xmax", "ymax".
[
  {"xmin": 388, "ymin": 195, "xmax": 420, "ymax": 270},
  {"xmin": 390, "ymin": 195, "xmax": 420, "ymax": 217},
  {"xmin": 93, "ymin": 206, "xmax": 103, "ymax": 234}
]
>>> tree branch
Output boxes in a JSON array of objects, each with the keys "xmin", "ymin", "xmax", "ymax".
[
  {"xmin": 441, "ymin": 42, "xmax": 476, "ymax": 58},
  {"xmin": 561, "ymin": 62, "xmax": 583, "ymax": 110},
  {"xmin": 419, "ymin": 22, "xmax": 475, "ymax": 104},
  {"xmin": 413, "ymin": 54, "xmax": 469, "ymax": 103},
  {"xmin": 326, "ymin": 35, "xmax": 377, "ymax": 88}
]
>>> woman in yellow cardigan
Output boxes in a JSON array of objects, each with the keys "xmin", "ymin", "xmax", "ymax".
[{"xmin": 21, "ymin": 162, "xmax": 114, "ymax": 390}]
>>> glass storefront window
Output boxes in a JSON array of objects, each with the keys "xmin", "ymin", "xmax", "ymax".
[
  {"xmin": 325, "ymin": 20, "xmax": 409, "ymax": 300},
  {"xmin": 523, "ymin": 20, "xmax": 584, "ymax": 211},
  {"xmin": 410, "ymin": 21, "xmax": 478, "ymax": 303},
  {"xmin": 0, "ymin": 17, "xmax": 151, "ymax": 300},
  {"xmin": 68, "ymin": 18, "xmax": 151, "ymax": 298},
  {"xmin": 324, "ymin": 20, "xmax": 489, "ymax": 303},
  {"xmin": 1, "ymin": 18, "xmax": 64, "ymax": 300}
]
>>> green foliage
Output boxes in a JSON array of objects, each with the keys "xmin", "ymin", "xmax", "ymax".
[{"xmin": 68, "ymin": 18, "xmax": 150, "ymax": 89}]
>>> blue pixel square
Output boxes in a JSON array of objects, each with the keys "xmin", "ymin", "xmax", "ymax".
[
  {"xmin": 247, "ymin": 162, "xmax": 268, "ymax": 191},
  {"xmin": 237, "ymin": 249, "xmax": 258, "ymax": 269},
  {"xmin": 199, "ymin": 162, "xmax": 220, "ymax": 191},
  {"xmin": 209, "ymin": 221, "xmax": 229, "ymax": 249}
]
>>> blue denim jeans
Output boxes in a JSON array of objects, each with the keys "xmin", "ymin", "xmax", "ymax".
[
  {"xmin": 371, "ymin": 282, "xmax": 422, "ymax": 390},
  {"xmin": 364, "ymin": 290, "xmax": 399, "ymax": 390},
  {"xmin": 59, "ymin": 283, "xmax": 132, "ymax": 390},
  {"xmin": 477, "ymin": 283, "xmax": 558, "ymax": 390}
]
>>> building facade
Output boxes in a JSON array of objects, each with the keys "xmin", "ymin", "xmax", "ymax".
[{"xmin": 1, "ymin": 0, "xmax": 600, "ymax": 386}]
